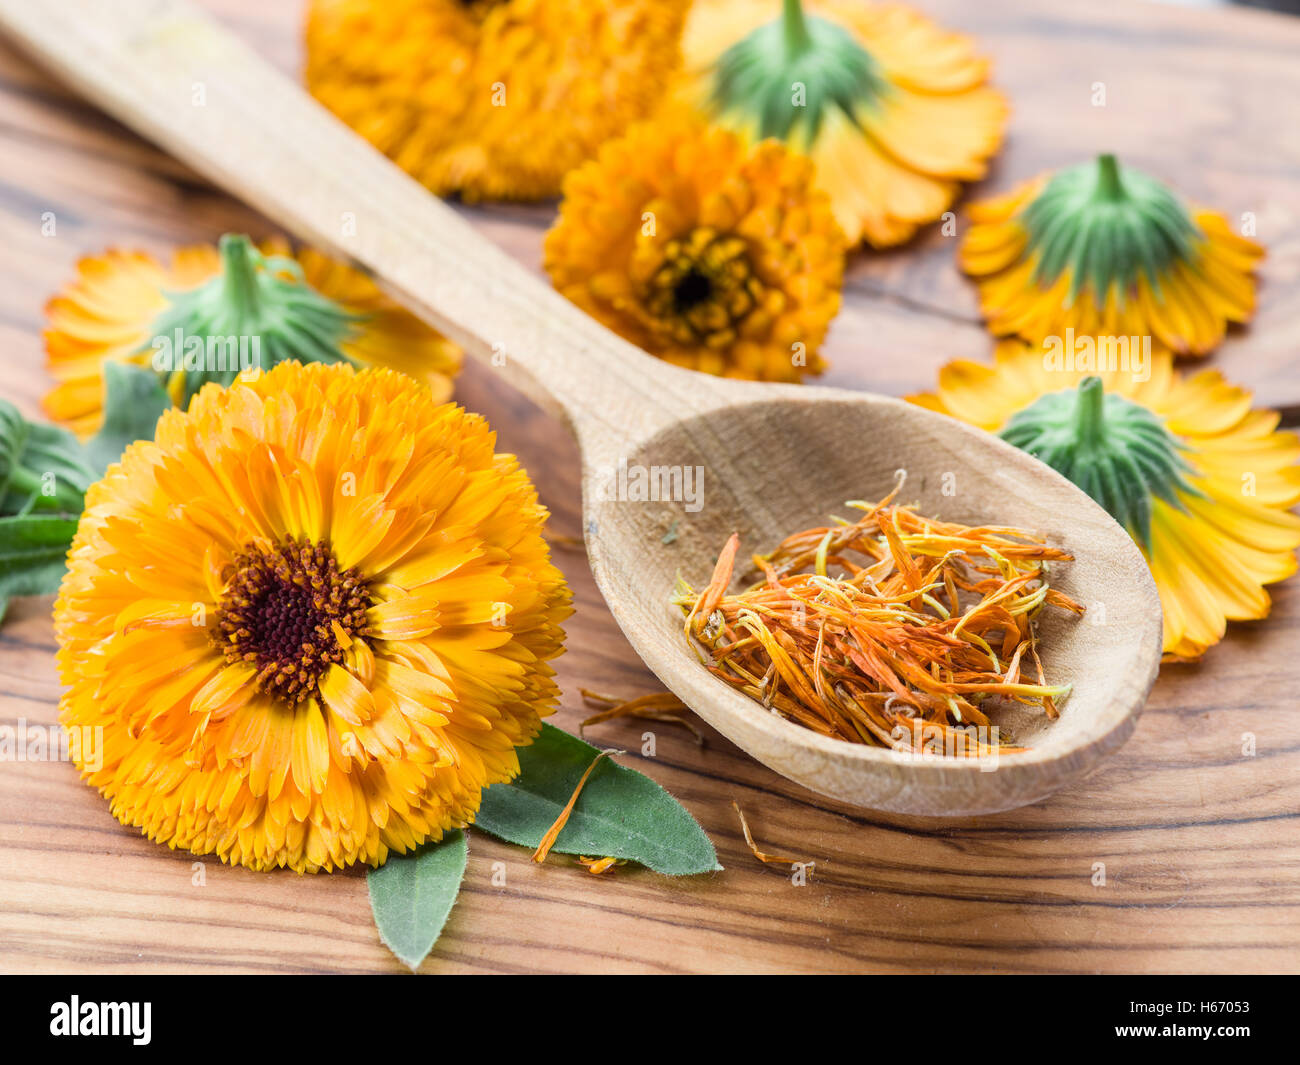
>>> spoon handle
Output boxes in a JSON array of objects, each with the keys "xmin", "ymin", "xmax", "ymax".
[{"xmin": 0, "ymin": 0, "xmax": 709, "ymax": 447}]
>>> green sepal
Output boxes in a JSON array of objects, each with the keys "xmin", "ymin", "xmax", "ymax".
[
  {"xmin": 708, "ymin": 0, "xmax": 887, "ymax": 146},
  {"xmin": 142, "ymin": 233, "xmax": 361, "ymax": 406},
  {"xmin": 1000, "ymin": 376, "xmax": 1200, "ymax": 549},
  {"xmin": 1020, "ymin": 154, "xmax": 1201, "ymax": 305}
]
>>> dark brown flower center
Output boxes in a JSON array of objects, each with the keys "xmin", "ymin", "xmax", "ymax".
[
  {"xmin": 213, "ymin": 538, "xmax": 371, "ymax": 705},
  {"xmin": 457, "ymin": 0, "xmax": 505, "ymax": 19},
  {"xmin": 642, "ymin": 227, "xmax": 761, "ymax": 348},
  {"xmin": 673, "ymin": 269, "xmax": 714, "ymax": 312}
]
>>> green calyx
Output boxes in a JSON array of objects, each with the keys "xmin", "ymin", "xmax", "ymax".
[
  {"xmin": 999, "ymin": 376, "xmax": 1198, "ymax": 549},
  {"xmin": 1021, "ymin": 154, "xmax": 1201, "ymax": 305},
  {"xmin": 708, "ymin": 0, "xmax": 887, "ymax": 145},
  {"xmin": 143, "ymin": 234, "xmax": 360, "ymax": 405}
]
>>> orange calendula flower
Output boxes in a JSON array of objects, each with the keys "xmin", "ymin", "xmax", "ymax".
[
  {"xmin": 960, "ymin": 154, "xmax": 1264, "ymax": 357},
  {"xmin": 55, "ymin": 362, "xmax": 571, "ymax": 872},
  {"xmin": 544, "ymin": 113, "xmax": 844, "ymax": 381},
  {"xmin": 304, "ymin": 0, "xmax": 689, "ymax": 201},
  {"xmin": 910, "ymin": 341, "xmax": 1300, "ymax": 661},
  {"xmin": 43, "ymin": 235, "xmax": 461, "ymax": 438},
  {"xmin": 674, "ymin": 0, "xmax": 1007, "ymax": 248}
]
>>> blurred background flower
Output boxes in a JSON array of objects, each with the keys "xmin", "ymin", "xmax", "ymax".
[
  {"xmin": 960, "ymin": 154, "xmax": 1263, "ymax": 356},
  {"xmin": 544, "ymin": 112, "xmax": 844, "ymax": 381},
  {"xmin": 911, "ymin": 340, "xmax": 1300, "ymax": 661},
  {"xmin": 673, "ymin": 0, "xmax": 1006, "ymax": 248},
  {"xmin": 305, "ymin": 0, "xmax": 689, "ymax": 201},
  {"xmin": 43, "ymin": 235, "xmax": 460, "ymax": 438}
]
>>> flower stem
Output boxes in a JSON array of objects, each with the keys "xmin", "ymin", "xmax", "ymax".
[
  {"xmin": 1093, "ymin": 153, "xmax": 1126, "ymax": 202},
  {"xmin": 1073, "ymin": 376, "xmax": 1107, "ymax": 449},
  {"xmin": 217, "ymin": 234, "xmax": 262, "ymax": 321},
  {"xmin": 782, "ymin": 0, "xmax": 813, "ymax": 55}
]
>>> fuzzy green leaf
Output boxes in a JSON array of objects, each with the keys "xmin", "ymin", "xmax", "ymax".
[
  {"xmin": 84, "ymin": 362, "xmax": 171, "ymax": 477},
  {"xmin": 476, "ymin": 724, "xmax": 720, "ymax": 876},
  {"xmin": 0, "ymin": 402, "xmax": 91, "ymax": 623},
  {"xmin": 0, "ymin": 400, "xmax": 95, "ymax": 515},
  {"xmin": 0, "ymin": 514, "xmax": 79, "ymax": 603},
  {"xmin": 367, "ymin": 830, "xmax": 468, "ymax": 971}
]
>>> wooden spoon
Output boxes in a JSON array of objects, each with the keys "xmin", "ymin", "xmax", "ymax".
[{"xmin": 0, "ymin": 0, "xmax": 1162, "ymax": 816}]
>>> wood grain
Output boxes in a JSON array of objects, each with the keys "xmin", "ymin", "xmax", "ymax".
[{"xmin": 0, "ymin": 0, "xmax": 1298, "ymax": 974}]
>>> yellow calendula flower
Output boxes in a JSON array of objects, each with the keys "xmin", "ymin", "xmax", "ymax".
[
  {"xmin": 674, "ymin": 0, "xmax": 1006, "ymax": 248},
  {"xmin": 55, "ymin": 362, "xmax": 571, "ymax": 872},
  {"xmin": 910, "ymin": 341, "xmax": 1300, "ymax": 661},
  {"xmin": 544, "ymin": 113, "xmax": 844, "ymax": 381},
  {"xmin": 304, "ymin": 0, "xmax": 689, "ymax": 201},
  {"xmin": 43, "ymin": 235, "xmax": 461, "ymax": 439},
  {"xmin": 960, "ymin": 154, "xmax": 1264, "ymax": 356}
]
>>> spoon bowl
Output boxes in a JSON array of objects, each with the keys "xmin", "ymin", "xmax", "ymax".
[
  {"xmin": 584, "ymin": 382, "xmax": 1161, "ymax": 815},
  {"xmin": 0, "ymin": 0, "xmax": 1163, "ymax": 816}
]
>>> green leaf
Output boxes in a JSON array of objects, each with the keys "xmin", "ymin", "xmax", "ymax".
[
  {"xmin": 0, "ymin": 514, "xmax": 79, "ymax": 602},
  {"xmin": 367, "ymin": 830, "xmax": 468, "ymax": 971},
  {"xmin": 0, "ymin": 399, "xmax": 95, "ymax": 515},
  {"xmin": 0, "ymin": 402, "xmax": 90, "ymax": 624},
  {"xmin": 476, "ymin": 724, "xmax": 720, "ymax": 876},
  {"xmin": 84, "ymin": 362, "xmax": 171, "ymax": 477}
]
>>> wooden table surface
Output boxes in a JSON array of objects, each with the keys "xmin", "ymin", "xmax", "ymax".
[{"xmin": 1, "ymin": 0, "xmax": 1298, "ymax": 974}]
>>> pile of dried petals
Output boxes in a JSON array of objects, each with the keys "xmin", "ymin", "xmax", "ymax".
[{"xmin": 673, "ymin": 490, "xmax": 1083, "ymax": 755}]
